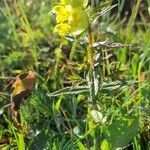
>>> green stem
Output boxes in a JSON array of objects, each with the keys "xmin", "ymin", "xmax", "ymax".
[
  {"xmin": 87, "ymin": 26, "xmax": 96, "ymax": 105},
  {"xmin": 70, "ymin": 38, "xmax": 79, "ymax": 60},
  {"xmin": 87, "ymin": 25, "xmax": 99, "ymax": 149}
]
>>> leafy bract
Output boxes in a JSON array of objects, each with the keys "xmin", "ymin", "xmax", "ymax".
[
  {"xmin": 61, "ymin": 0, "xmax": 71, "ymax": 5},
  {"xmin": 71, "ymin": 0, "xmax": 83, "ymax": 8}
]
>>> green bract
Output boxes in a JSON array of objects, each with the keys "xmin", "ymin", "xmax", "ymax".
[
  {"xmin": 71, "ymin": 0, "xmax": 83, "ymax": 8},
  {"xmin": 61, "ymin": 0, "xmax": 71, "ymax": 5},
  {"xmin": 71, "ymin": 0, "xmax": 89, "ymax": 9},
  {"xmin": 69, "ymin": 8, "xmax": 89, "ymax": 35}
]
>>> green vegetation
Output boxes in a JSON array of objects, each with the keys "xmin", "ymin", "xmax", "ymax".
[{"xmin": 0, "ymin": 0, "xmax": 149, "ymax": 149}]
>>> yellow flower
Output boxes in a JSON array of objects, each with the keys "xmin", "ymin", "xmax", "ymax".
[
  {"xmin": 52, "ymin": 5, "xmax": 72, "ymax": 23},
  {"xmin": 52, "ymin": 2, "xmax": 89, "ymax": 37},
  {"xmin": 54, "ymin": 23, "xmax": 71, "ymax": 37}
]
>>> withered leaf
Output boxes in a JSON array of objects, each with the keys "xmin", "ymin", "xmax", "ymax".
[
  {"xmin": 12, "ymin": 71, "xmax": 36, "ymax": 99},
  {"xmin": 11, "ymin": 71, "xmax": 36, "ymax": 122}
]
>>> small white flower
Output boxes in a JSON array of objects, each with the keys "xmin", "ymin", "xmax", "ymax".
[
  {"xmin": 90, "ymin": 109, "xmax": 107, "ymax": 123},
  {"xmin": 148, "ymin": 7, "xmax": 150, "ymax": 15}
]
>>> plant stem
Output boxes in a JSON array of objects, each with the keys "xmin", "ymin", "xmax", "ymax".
[
  {"xmin": 87, "ymin": 25, "xmax": 99, "ymax": 149},
  {"xmin": 87, "ymin": 26, "xmax": 96, "ymax": 106}
]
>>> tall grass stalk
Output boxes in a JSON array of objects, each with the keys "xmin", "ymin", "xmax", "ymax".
[
  {"xmin": 3, "ymin": 0, "xmax": 18, "ymax": 42},
  {"xmin": 17, "ymin": 1, "xmax": 38, "ymax": 70},
  {"xmin": 126, "ymin": 0, "xmax": 142, "ymax": 40},
  {"xmin": 4, "ymin": 116, "xmax": 25, "ymax": 150}
]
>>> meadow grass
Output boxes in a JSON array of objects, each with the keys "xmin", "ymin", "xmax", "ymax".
[{"xmin": 0, "ymin": 0, "xmax": 149, "ymax": 149}]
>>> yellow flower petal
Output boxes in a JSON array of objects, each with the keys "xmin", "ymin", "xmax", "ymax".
[
  {"xmin": 54, "ymin": 23, "xmax": 71, "ymax": 37},
  {"xmin": 52, "ymin": 5, "xmax": 72, "ymax": 23}
]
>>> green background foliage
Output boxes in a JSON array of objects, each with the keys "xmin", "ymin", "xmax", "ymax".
[{"xmin": 0, "ymin": 0, "xmax": 150, "ymax": 149}]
